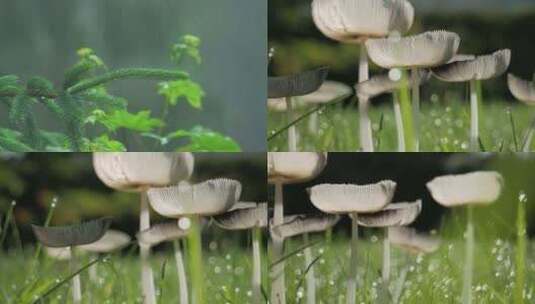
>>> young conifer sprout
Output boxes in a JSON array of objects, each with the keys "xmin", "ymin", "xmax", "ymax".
[
  {"xmin": 268, "ymin": 67, "xmax": 329, "ymax": 151},
  {"xmin": 147, "ymin": 178, "xmax": 242, "ymax": 304},
  {"xmin": 92, "ymin": 152, "xmax": 194, "ymax": 304},
  {"xmin": 307, "ymin": 180, "xmax": 397, "ymax": 304},
  {"xmin": 267, "ymin": 152, "xmax": 327, "ymax": 304},
  {"xmin": 213, "ymin": 202, "xmax": 268, "ymax": 304},
  {"xmin": 270, "ymin": 214, "xmax": 340, "ymax": 304},
  {"xmin": 137, "ymin": 221, "xmax": 190, "ymax": 304},
  {"xmin": 32, "ymin": 217, "xmax": 112, "ymax": 304},
  {"xmin": 356, "ymin": 200, "xmax": 421, "ymax": 284},
  {"xmin": 507, "ymin": 73, "xmax": 535, "ymax": 151},
  {"xmin": 311, "ymin": 0, "xmax": 414, "ymax": 152},
  {"xmin": 366, "ymin": 30, "xmax": 461, "ymax": 151},
  {"xmin": 432, "ymin": 49, "xmax": 511, "ymax": 151},
  {"xmin": 426, "ymin": 171, "xmax": 503, "ymax": 304}
]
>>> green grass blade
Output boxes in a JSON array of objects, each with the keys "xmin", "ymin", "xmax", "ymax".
[
  {"xmin": 269, "ymin": 239, "xmax": 323, "ymax": 268},
  {"xmin": 0, "ymin": 201, "xmax": 16, "ymax": 247}
]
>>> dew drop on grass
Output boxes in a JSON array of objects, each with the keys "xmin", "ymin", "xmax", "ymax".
[
  {"xmin": 209, "ymin": 241, "xmax": 218, "ymax": 251},
  {"xmin": 519, "ymin": 191, "xmax": 527, "ymax": 203}
]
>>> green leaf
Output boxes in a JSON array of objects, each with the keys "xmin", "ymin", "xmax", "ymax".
[
  {"xmin": 64, "ymin": 48, "xmax": 106, "ymax": 89},
  {"xmin": 93, "ymin": 110, "xmax": 164, "ymax": 132},
  {"xmin": 171, "ymin": 35, "xmax": 202, "ymax": 64},
  {"xmin": 38, "ymin": 131, "xmax": 70, "ymax": 150},
  {"xmin": 83, "ymin": 135, "xmax": 126, "ymax": 152},
  {"xmin": 174, "ymin": 126, "xmax": 241, "ymax": 152},
  {"xmin": 26, "ymin": 77, "xmax": 56, "ymax": 98},
  {"xmin": 0, "ymin": 128, "xmax": 32, "ymax": 152},
  {"xmin": 158, "ymin": 79, "xmax": 204, "ymax": 108}
]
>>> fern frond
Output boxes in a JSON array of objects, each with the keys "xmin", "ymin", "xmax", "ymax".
[
  {"xmin": 0, "ymin": 75, "xmax": 22, "ymax": 97},
  {"xmin": 8, "ymin": 95, "xmax": 41, "ymax": 149},
  {"xmin": 63, "ymin": 60, "xmax": 99, "ymax": 89},
  {"xmin": 56, "ymin": 94, "xmax": 85, "ymax": 151},
  {"xmin": 79, "ymin": 90, "xmax": 127, "ymax": 113},
  {"xmin": 26, "ymin": 77, "xmax": 57, "ymax": 98}
]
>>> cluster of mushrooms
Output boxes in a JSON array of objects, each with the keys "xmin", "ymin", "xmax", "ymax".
[
  {"xmin": 30, "ymin": 152, "xmax": 267, "ymax": 304},
  {"xmin": 268, "ymin": 152, "xmax": 503, "ymax": 304},
  {"xmin": 268, "ymin": 0, "xmax": 535, "ymax": 152}
]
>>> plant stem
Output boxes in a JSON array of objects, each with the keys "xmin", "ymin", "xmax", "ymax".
[
  {"xmin": 286, "ymin": 97, "xmax": 297, "ymax": 151},
  {"xmin": 252, "ymin": 227, "xmax": 262, "ymax": 304},
  {"xmin": 0, "ymin": 201, "xmax": 15, "ymax": 248},
  {"xmin": 469, "ymin": 79, "xmax": 479, "ymax": 151},
  {"xmin": 382, "ymin": 228, "xmax": 390, "ymax": 284},
  {"xmin": 358, "ymin": 44, "xmax": 373, "ymax": 152},
  {"xmin": 308, "ymin": 112, "xmax": 319, "ymax": 134},
  {"xmin": 67, "ymin": 68, "xmax": 189, "ymax": 95},
  {"xmin": 88, "ymin": 254, "xmax": 98, "ymax": 283},
  {"xmin": 392, "ymin": 93, "xmax": 405, "ymax": 152},
  {"xmin": 462, "ymin": 206, "xmax": 474, "ymax": 304},
  {"xmin": 398, "ymin": 70, "xmax": 416, "ymax": 151},
  {"xmin": 173, "ymin": 240, "xmax": 189, "ymax": 304},
  {"xmin": 271, "ymin": 182, "xmax": 286, "ymax": 304},
  {"xmin": 411, "ymin": 68, "xmax": 420, "ymax": 151},
  {"xmin": 70, "ymin": 246, "xmax": 82, "ymax": 304},
  {"xmin": 33, "ymin": 198, "xmax": 57, "ymax": 269},
  {"xmin": 347, "ymin": 213, "xmax": 358, "ymax": 304},
  {"xmin": 188, "ymin": 215, "xmax": 205, "ymax": 304},
  {"xmin": 303, "ymin": 233, "xmax": 316, "ymax": 304},
  {"xmin": 522, "ymin": 113, "xmax": 535, "ymax": 152},
  {"xmin": 139, "ymin": 193, "xmax": 156, "ymax": 304},
  {"xmin": 514, "ymin": 193, "xmax": 527, "ymax": 304}
]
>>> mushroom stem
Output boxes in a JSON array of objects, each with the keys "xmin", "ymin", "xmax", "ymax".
[
  {"xmin": 398, "ymin": 70, "xmax": 416, "ymax": 151},
  {"xmin": 286, "ymin": 97, "xmax": 297, "ymax": 151},
  {"xmin": 187, "ymin": 215, "xmax": 205, "ymax": 304},
  {"xmin": 308, "ymin": 112, "xmax": 319, "ymax": 134},
  {"xmin": 461, "ymin": 206, "xmax": 474, "ymax": 304},
  {"xmin": 303, "ymin": 233, "xmax": 316, "ymax": 304},
  {"xmin": 347, "ymin": 213, "xmax": 358, "ymax": 304},
  {"xmin": 89, "ymin": 254, "xmax": 98, "ymax": 283},
  {"xmin": 271, "ymin": 182, "xmax": 286, "ymax": 304},
  {"xmin": 411, "ymin": 68, "xmax": 420, "ymax": 151},
  {"xmin": 252, "ymin": 226, "xmax": 262, "ymax": 304},
  {"xmin": 358, "ymin": 45, "xmax": 374, "ymax": 152},
  {"xmin": 139, "ymin": 193, "xmax": 157, "ymax": 304},
  {"xmin": 393, "ymin": 93, "xmax": 406, "ymax": 152},
  {"xmin": 469, "ymin": 79, "xmax": 479, "ymax": 151},
  {"xmin": 173, "ymin": 240, "xmax": 189, "ymax": 304},
  {"xmin": 382, "ymin": 228, "xmax": 391, "ymax": 284},
  {"xmin": 521, "ymin": 114, "xmax": 535, "ymax": 152},
  {"xmin": 514, "ymin": 193, "xmax": 527, "ymax": 304},
  {"xmin": 70, "ymin": 246, "xmax": 82, "ymax": 304}
]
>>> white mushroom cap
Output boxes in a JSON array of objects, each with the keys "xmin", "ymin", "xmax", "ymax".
[
  {"xmin": 356, "ymin": 199, "xmax": 422, "ymax": 227},
  {"xmin": 268, "ymin": 152, "xmax": 328, "ymax": 184},
  {"xmin": 147, "ymin": 178, "xmax": 242, "ymax": 217},
  {"xmin": 270, "ymin": 214, "xmax": 340, "ymax": 239},
  {"xmin": 426, "ymin": 171, "xmax": 503, "ymax": 207},
  {"xmin": 388, "ymin": 226, "xmax": 440, "ymax": 254},
  {"xmin": 312, "ymin": 0, "xmax": 414, "ymax": 43},
  {"xmin": 78, "ymin": 230, "xmax": 131, "ymax": 253},
  {"xmin": 299, "ymin": 81, "xmax": 353, "ymax": 105},
  {"xmin": 32, "ymin": 217, "xmax": 112, "ymax": 248},
  {"xmin": 213, "ymin": 202, "xmax": 268, "ymax": 230},
  {"xmin": 268, "ymin": 67, "xmax": 329, "ymax": 98},
  {"xmin": 307, "ymin": 180, "xmax": 397, "ymax": 214},
  {"xmin": 447, "ymin": 54, "xmax": 476, "ymax": 64},
  {"xmin": 508, "ymin": 73, "xmax": 535, "ymax": 105},
  {"xmin": 137, "ymin": 222, "xmax": 189, "ymax": 247},
  {"xmin": 432, "ymin": 49, "xmax": 511, "ymax": 82},
  {"xmin": 366, "ymin": 31, "xmax": 460, "ymax": 69},
  {"xmin": 93, "ymin": 152, "xmax": 194, "ymax": 192},
  {"xmin": 45, "ymin": 246, "xmax": 72, "ymax": 260},
  {"xmin": 356, "ymin": 70, "xmax": 430, "ymax": 100}
]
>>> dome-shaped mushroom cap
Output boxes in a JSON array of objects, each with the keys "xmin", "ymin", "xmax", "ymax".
[
  {"xmin": 300, "ymin": 81, "xmax": 353, "ymax": 105},
  {"xmin": 388, "ymin": 226, "xmax": 440, "ymax": 254},
  {"xmin": 147, "ymin": 178, "xmax": 242, "ymax": 217},
  {"xmin": 311, "ymin": 0, "xmax": 414, "ymax": 43},
  {"xmin": 508, "ymin": 73, "xmax": 535, "ymax": 105},
  {"xmin": 32, "ymin": 217, "xmax": 112, "ymax": 248},
  {"xmin": 268, "ymin": 152, "xmax": 328, "ymax": 184},
  {"xmin": 78, "ymin": 230, "xmax": 131, "ymax": 253},
  {"xmin": 356, "ymin": 199, "xmax": 422, "ymax": 227},
  {"xmin": 93, "ymin": 152, "xmax": 194, "ymax": 192},
  {"xmin": 268, "ymin": 67, "xmax": 329, "ymax": 99},
  {"xmin": 432, "ymin": 49, "xmax": 511, "ymax": 82},
  {"xmin": 356, "ymin": 70, "xmax": 430, "ymax": 99},
  {"xmin": 426, "ymin": 171, "xmax": 503, "ymax": 207},
  {"xmin": 45, "ymin": 246, "xmax": 72, "ymax": 260},
  {"xmin": 307, "ymin": 180, "xmax": 397, "ymax": 214},
  {"xmin": 213, "ymin": 202, "xmax": 267, "ymax": 230},
  {"xmin": 365, "ymin": 31, "xmax": 460, "ymax": 68},
  {"xmin": 270, "ymin": 214, "xmax": 340, "ymax": 239},
  {"xmin": 137, "ymin": 222, "xmax": 188, "ymax": 247}
]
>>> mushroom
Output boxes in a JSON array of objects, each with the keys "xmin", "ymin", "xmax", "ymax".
[
  {"xmin": 312, "ymin": 0, "xmax": 414, "ymax": 152},
  {"xmin": 267, "ymin": 152, "xmax": 327, "ymax": 304},
  {"xmin": 356, "ymin": 200, "xmax": 421, "ymax": 283},
  {"xmin": 45, "ymin": 246, "xmax": 72, "ymax": 260},
  {"xmin": 307, "ymin": 180, "xmax": 397, "ymax": 304},
  {"xmin": 270, "ymin": 214, "xmax": 340, "ymax": 304},
  {"xmin": 426, "ymin": 171, "xmax": 503, "ymax": 304},
  {"xmin": 92, "ymin": 152, "xmax": 193, "ymax": 304},
  {"xmin": 213, "ymin": 202, "xmax": 268, "ymax": 304},
  {"xmin": 32, "ymin": 217, "xmax": 112, "ymax": 304},
  {"xmin": 388, "ymin": 226, "xmax": 440, "ymax": 255},
  {"xmin": 507, "ymin": 73, "xmax": 535, "ymax": 151},
  {"xmin": 356, "ymin": 70, "xmax": 430, "ymax": 151},
  {"xmin": 432, "ymin": 49, "xmax": 511, "ymax": 151},
  {"xmin": 268, "ymin": 67, "xmax": 329, "ymax": 151},
  {"xmin": 366, "ymin": 30, "xmax": 461, "ymax": 151},
  {"xmin": 147, "ymin": 178, "xmax": 242, "ymax": 304},
  {"xmin": 137, "ymin": 222, "xmax": 190, "ymax": 304}
]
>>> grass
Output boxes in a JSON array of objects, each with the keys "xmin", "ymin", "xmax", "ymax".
[{"xmin": 268, "ymin": 99, "xmax": 535, "ymax": 152}]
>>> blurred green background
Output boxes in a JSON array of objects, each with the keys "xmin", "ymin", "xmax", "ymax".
[
  {"xmin": 0, "ymin": 0, "xmax": 266, "ymax": 151},
  {"xmin": 0, "ymin": 153, "xmax": 266, "ymax": 246}
]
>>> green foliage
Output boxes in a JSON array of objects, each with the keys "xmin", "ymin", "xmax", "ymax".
[
  {"xmin": 89, "ymin": 109, "xmax": 164, "ymax": 133},
  {"xmin": 171, "ymin": 34, "xmax": 202, "ymax": 64},
  {"xmin": 143, "ymin": 126, "xmax": 241, "ymax": 151},
  {"xmin": 158, "ymin": 79, "xmax": 205, "ymax": 108}
]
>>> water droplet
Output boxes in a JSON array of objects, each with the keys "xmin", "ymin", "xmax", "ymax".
[{"xmin": 519, "ymin": 191, "xmax": 527, "ymax": 203}]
